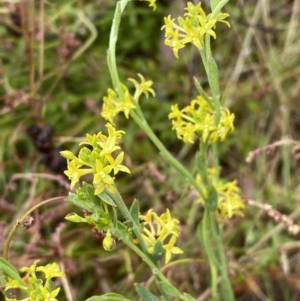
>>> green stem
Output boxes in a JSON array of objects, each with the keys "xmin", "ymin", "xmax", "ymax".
[
  {"xmin": 108, "ymin": 0, "xmax": 129, "ymax": 97},
  {"xmin": 3, "ymin": 196, "xmax": 66, "ymax": 260},
  {"xmin": 115, "ymin": 227, "xmax": 193, "ymax": 301},
  {"xmin": 210, "ymin": 0, "xmax": 230, "ymax": 21},
  {"xmin": 130, "ymin": 110, "xmax": 206, "ymax": 199},
  {"xmin": 107, "ymin": 0, "xmax": 205, "ymax": 199},
  {"xmin": 212, "ymin": 220, "xmax": 235, "ymax": 301},
  {"xmin": 201, "ymin": 208, "xmax": 218, "ymax": 299},
  {"xmin": 197, "ymin": 141, "xmax": 209, "ymax": 185},
  {"xmin": 106, "ymin": 188, "xmax": 148, "ymax": 253}
]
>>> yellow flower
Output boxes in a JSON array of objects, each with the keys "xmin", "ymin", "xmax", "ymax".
[
  {"xmin": 164, "ymin": 28, "xmax": 186, "ymax": 58},
  {"xmin": 139, "ymin": 0, "xmax": 157, "ymax": 11},
  {"xmin": 36, "ymin": 262, "xmax": 65, "ymax": 280},
  {"xmin": 20, "ymin": 260, "xmax": 40, "ymax": 277},
  {"xmin": 61, "ymin": 124, "xmax": 130, "ymax": 195},
  {"xmin": 102, "ymin": 75, "xmax": 155, "ymax": 124},
  {"xmin": 5, "ymin": 261, "xmax": 64, "ymax": 301},
  {"xmin": 128, "ymin": 73, "xmax": 156, "ymax": 100},
  {"xmin": 106, "ymin": 152, "xmax": 131, "ymax": 175},
  {"xmin": 140, "ymin": 209, "xmax": 183, "ymax": 263},
  {"xmin": 38, "ymin": 286, "xmax": 60, "ymax": 301},
  {"xmin": 196, "ymin": 170, "xmax": 245, "ymax": 221},
  {"xmin": 102, "ymin": 88, "xmax": 123, "ymax": 125},
  {"xmin": 163, "ymin": 235, "xmax": 184, "ymax": 264},
  {"xmin": 93, "ymin": 160, "xmax": 115, "ymax": 194},
  {"xmin": 146, "ymin": 0, "xmax": 156, "ymax": 10},
  {"xmin": 64, "ymin": 160, "xmax": 91, "ymax": 189},
  {"xmin": 117, "ymin": 90, "xmax": 136, "ymax": 119},
  {"xmin": 162, "ymin": 1, "xmax": 230, "ymax": 58},
  {"xmin": 99, "ymin": 135, "xmax": 120, "ymax": 157},
  {"xmin": 168, "ymin": 95, "xmax": 234, "ymax": 144}
]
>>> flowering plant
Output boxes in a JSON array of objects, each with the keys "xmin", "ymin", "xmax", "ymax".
[
  {"xmin": 2, "ymin": 260, "xmax": 65, "ymax": 301},
  {"xmin": 1, "ymin": 1, "xmax": 244, "ymax": 301}
]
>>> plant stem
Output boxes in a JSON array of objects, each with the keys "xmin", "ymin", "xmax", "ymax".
[
  {"xmin": 115, "ymin": 227, "xmax": 193, "ymax": 301},
  {"xmin": 210, "ymin": 0, "xmax": 230, "ymax": 20},
  {"xmin": 130, "ymin": 110, "xmax": 206, "ymax": 199},
  {"xmin": 108, "ymin": 0, "xmax": 129, "ymax": 96},
  {"xmin": 201, "ymin": 209, "xmax": 218, "ymax": 299},
  {"xmin": 3, "ymin": 196, "xmax": 66, "ymax": 260},
  {"xmin": 212, "ymin": 219, "xmax": 235, "ymax": 301},
  {"xmin": 107, "ymin": 0, "xmax": 205, "ymax": 199},
  {"xmin": 106, "ymin": 188, "xmax": 148, "ymax": 254}
]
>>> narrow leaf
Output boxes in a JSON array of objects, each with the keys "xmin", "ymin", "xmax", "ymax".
[
  {"xmin": 135, "ymin": 283, "xmax": 161, "ymax": 301},
  {"xmin": 0, "ymin": 257, "xmax": 26, "ymax": 286},
  {"xmin": 207, "ymin": 185, "xmax": 218, "ymax": 212},
  {"xmin": 67, "ymin": 192, "xmax": 93, "ymax": 212},
  {"xmin": 85, "ymin": 184, "xmax": 102, "ymax": 209},
  {"xmin": 152, "ymin": 240, "xmax": 164, "ymax": 262},
  {"xmin": 193, "ymin": 77, "xmax": 214, "ymax": 109},
  {"xmin": 97, "ymin": 191, "xmax": 117, "ymax": 207},
  {"xmin": 157, "ymin": 282, "xmax": 181, "ymax": 298},
  {"xmin": 65, "ymin": 213, "xmax": 88, "ymax": 223},
  {"xmin": 129, "ymin": 199, "xmax": 140, "ymax": 226},
  {"xmin": 116, "ymin": 221, "xmax": 133, "ymax": 244},
  {"xmin": 85, "ymin": 292, "xmax": 132, "ymax": 301},
  {"xmin": 182, "ymin": 293, "xmax": 196, "ymax": 301},
  {"xmin": 195, "ymin": 152, "xmax": 208, "ymax": 186}
]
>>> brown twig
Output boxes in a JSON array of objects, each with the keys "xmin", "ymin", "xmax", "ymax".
[{"xmin": 245, "ymin": 138, "xmax": 300, "ymax": 163}]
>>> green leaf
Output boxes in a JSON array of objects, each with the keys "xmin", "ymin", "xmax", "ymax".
[
  {"xmin": 116, "ymin": 221, "xmax": 133, "ymax": 243},
  {"xmin": 129, "ymin": 199, "xmax": 140, "ymax": 226},
  {"xmin": 152, "ymin": 240, "xmax": 164, "ymax": 262},
  {"xmin": 158, "ymin": 282, "xmax": 196, "ymax": 301},
  {"xmin": 157, "ymin": 282, "xmax": 181, "ymax": 298},
  {"xmin": 67, "ymin": 192, "xmax": 94, "ymax": 212},
  {"xmin": 85, "ymin": 293, "xmax": 132, "ymax": 301},
  {"xmin": 195, "ymin": 152, "xmax": 208, "ymax": 186},
  {"xmin": 207, "ymin": 185, "xmax": 218, "ymax": 212},
  {"xmin": 97, "ymin": 191, "xmax": 117, "ymax": 207},
  {"xmin": 85, "ymin": 184, "xmax": 102, "ymax": 209},
  {"xmin": 65, "ymin": 213, "xmax": 88, "ymax": 223},
  {"xmin": 193, "ymin": 77, "xmax": 214, "ymax": 109},
  {"xmin": 0, "ymin": 269, "xmax": 6, "ymax": 287},
  {"xmin": 182, "ymin": 293, "xmax": 196, "ymax": 301},
  {"xmin": 0, "ymin": 257, "xmax": 26, "ymax": 286},
  {"xmin": 135, "ymin": 283, "xmax": 161, "ymax": 301}
]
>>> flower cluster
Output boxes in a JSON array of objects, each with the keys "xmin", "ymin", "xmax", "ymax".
[
  {"xmin": 102, "ymin": 74, "xmax": 155, "ymax": 125},
  {"xmin": 60, "ymin": 123, "xmax": 130, "ymax": 194},
  {"xmin": 4, "ymin": 260, "xmax": 65, "ymax": 301},
  {"xmin": 161, "ymin": 2, "xmax": 230, "ymax": 58},
  {"xmin": 140, "ymin": 209, "xmax": 183, "ymax": 264},
  {"xmin": 102, "ymin": 84, "xmax": 134, "ymax": 125},
  {"xmin": 168, "ymin": 95, "xmax": 234, "ymax": 143},
  {"xmin": 196, "ymin": 169, "xmax": 244, "ymax": 221}
]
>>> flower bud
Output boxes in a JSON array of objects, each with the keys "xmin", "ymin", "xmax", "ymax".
[{"xmin": 103, "ymin": 233, "xmax": 116, "ymax": 251}]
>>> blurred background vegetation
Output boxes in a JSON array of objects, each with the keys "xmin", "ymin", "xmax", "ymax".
[{"xmin": 1, "ymin": 0, "xmax": 300, "ymax": 300}]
